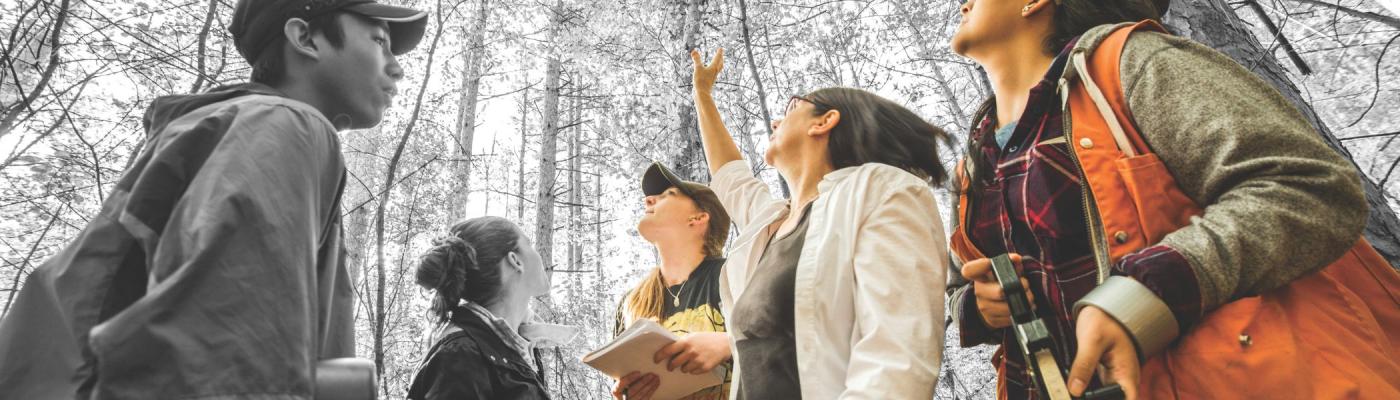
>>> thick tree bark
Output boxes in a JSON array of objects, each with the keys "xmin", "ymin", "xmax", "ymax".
[
  {"xmin": 1166, "ymin": 0, "xmax": 1400, "ymax": 268},
  {"xmin": 450, "ymin": 0, "xmax": 492, "ymax": 222},
  {"xmin": 670, "ymin": 0, "xmax": 708, "ymax": 181},
  {"xmin": 534, "ymin": 0, "xmax": 566, "ymax": 271}
]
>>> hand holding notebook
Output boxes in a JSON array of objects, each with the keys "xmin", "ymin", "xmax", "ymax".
[{"xmin": 582, "ymin": 319, "xmax": 724, "ymax": 400}]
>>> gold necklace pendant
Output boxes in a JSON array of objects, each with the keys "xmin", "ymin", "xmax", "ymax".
[{"xmin": 666, "ymin": 278, "xmax": 688, "ymax": 308}]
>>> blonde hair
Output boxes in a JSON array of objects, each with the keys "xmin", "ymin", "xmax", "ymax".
[{"xmin": 623, "ymin": 219, "xmax": 724, "ymax": 325}]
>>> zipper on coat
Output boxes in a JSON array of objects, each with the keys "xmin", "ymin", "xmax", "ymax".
[{"xmin": 1058, "ymin": 67, "xmax": 1112, "ymax": 286}]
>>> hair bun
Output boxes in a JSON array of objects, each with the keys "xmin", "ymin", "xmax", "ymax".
[
  {"xmin": 415, "ymin": 235, "xmax": 479, "ymax": 296},
  {"xmin": 433, "ymin": 235, "xmax": 478, "ymax": 267}
]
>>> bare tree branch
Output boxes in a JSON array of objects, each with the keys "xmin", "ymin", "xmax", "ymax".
[{"xmin": 1287, "ymin": 0, "xmax": 1400, "ymax": 29}]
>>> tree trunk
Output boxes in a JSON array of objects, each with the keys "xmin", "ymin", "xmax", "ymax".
[
  {"xmin": 670, "ymin": 0, "xmax": 708, "ymax": 181},
  {"xmin": 450, "ymin": 0, "xmax": 492, "ymax": 222},
  {"xmin": 518, "ymin": 87, "xmax": 529, "ymax": 221},
  {"xmin": 1166, "ymin": 0, "xmax": 1400, "ymax": 268},
  {"xmin": 737, "ymin": 0, "xmax": 773, "ymax": 139},
  {"xmin": 372, "ymin": 1, "xmax": 444, "ymax": 385},
  {"xmin": 568, "ymin": 81, "xmax": 583, "ymax": 272},
  {"xmin": 534, "ymin": 0, "xmax": 567, "ymax": 271},
  {"xmin": 483, "ymin": 138, "xmax": 497, "ymax": 216},
  {"xmin": 188, "ymin": 0, "xmax": 219, "ymax": 93}
]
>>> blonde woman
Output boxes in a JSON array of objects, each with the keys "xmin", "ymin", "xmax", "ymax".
[{"xmin": 611, "ymin": 162, "xmax": 733, "ymax": 400}]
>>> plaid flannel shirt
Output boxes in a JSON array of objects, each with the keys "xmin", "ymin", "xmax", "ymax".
[{"xmin": 957, "ymin": 42, "xmax": 1200, "ymax": 399}]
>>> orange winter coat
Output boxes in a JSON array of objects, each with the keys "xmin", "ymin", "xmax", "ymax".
[{"xmin": 950, "ymin": 21, "xmax": 1400, "ymax": 399}]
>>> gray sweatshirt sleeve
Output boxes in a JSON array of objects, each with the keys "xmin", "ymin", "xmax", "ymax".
[{"xmin": 1118, "ymin": 30, "xmax": 1367, "ymax": 312}]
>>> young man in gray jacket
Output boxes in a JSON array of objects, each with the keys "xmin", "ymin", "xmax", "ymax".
[{"xmin": 0, "ymin": 1, "xmax": 426, "ymax": 398}]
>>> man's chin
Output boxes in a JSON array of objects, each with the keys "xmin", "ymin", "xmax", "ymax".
[{"xmin": 336, "ymin": 112, "xmax": 385, "ymax": 131}]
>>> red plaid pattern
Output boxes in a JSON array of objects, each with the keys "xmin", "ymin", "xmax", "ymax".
[{"xmin": 957, "ymin": 43, "xmax": 1202, "ymax": 399}]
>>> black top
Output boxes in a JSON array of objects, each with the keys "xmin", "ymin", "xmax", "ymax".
[
  {"xmin": 613, "ymin": 257, "xmax": 728, "ymax": 336},
  {"xmin": 613, "ymin": 257, "xmax": 731, "ymax": 399},
  {"xmin": 407, "ymin": 307, "xmax": 549, "ymax": 400},
  {"xmin": 730, "ymin": 204, "xmax": 813, "ymax": 399}
]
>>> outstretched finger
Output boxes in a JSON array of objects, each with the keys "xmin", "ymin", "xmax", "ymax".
[
  {"xmin": 690, "ymin": 48, "xmax": 702, "ymax": 67},
  {"xmin": 710, "ymin": 48, "xmax": 725, "ymax": 70}
]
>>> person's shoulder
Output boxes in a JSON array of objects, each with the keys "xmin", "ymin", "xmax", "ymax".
[
  {"xmin": 698, "ymin": 257, "xmax": 726, "ymax": 278},
  {"xmin": 1121, "ymin": 28, "xmax": 1200, "ymax": 64},
  {"xmin": 434, "ymin": 329, "xmax": 487, "ymax": 360},
  {"xmin": 840, "ymin": 163, "xmax": 935, "ymax": 193},
  {"xmin": 226, "ymin": 95, "xmax": 333, "ymax": 129}
]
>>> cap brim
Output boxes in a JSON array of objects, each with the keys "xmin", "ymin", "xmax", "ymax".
[
  {"xmin": 343, "ymin": 3, "xmax": 428, "ymax": 55},
  {"xmin": 642, "ymin": 162, "xmax": 689, "ymax": 196}
]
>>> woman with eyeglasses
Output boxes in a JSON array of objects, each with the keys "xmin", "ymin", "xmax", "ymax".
[
  {"xmin": 689, "ymin": 48, "xmax": 951, "ymax": 399},
  {"xmin": 946, "ymin": 0, "xmax": 1400, "ymax": 399}
]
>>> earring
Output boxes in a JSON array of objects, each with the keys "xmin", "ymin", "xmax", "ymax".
[{"xmin": 1023, "ymin": 4, "xmax": 1032, "ymax": 13}]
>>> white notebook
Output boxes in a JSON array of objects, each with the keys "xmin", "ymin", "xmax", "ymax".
[{"xmin": 581, "ymin": 319, "xmax": 724, "ymax": 400}]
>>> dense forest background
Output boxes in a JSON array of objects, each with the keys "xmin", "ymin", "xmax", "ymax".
[{"xmin": 2, "ymin": 0, "xmax": 1397, "ymax": 398}]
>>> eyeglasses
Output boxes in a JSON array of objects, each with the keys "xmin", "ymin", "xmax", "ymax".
[{"xmin": 785, "ymin": 94, "xmax": 835, "ymax": 114}]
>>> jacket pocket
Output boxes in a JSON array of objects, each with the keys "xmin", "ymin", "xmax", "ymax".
[{"xmin": 1114, "ymin": 153, "xmax": 1199, "ymax": 247}]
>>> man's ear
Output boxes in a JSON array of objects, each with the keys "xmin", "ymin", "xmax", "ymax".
[
  {"xmin": 284, "ymin": 18, "xmax": 320, "ymax": 60},
  {"xmin": 809, "ymin": 109, "xmax": 840, "ymax": 138}
]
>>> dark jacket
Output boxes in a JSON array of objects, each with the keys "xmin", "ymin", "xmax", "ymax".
[
  {"xmin": 408, "ymin": 309, "xmax": 550, "ymax": 400},
  {"xmin": 0, "ymin": 83, "xmax": 354, "ymax": 399}
]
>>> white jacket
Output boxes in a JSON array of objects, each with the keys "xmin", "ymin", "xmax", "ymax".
[{"xmin": 711, "ymin": 160, "xmax": 947, "ymax": 399}]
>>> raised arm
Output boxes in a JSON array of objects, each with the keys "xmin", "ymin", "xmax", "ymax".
[{"xmin": 690, "ymin": 48, "xmax": 744, "ymax": 176}]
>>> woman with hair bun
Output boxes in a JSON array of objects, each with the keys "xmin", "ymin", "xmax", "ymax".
[{"xmin": 406, "ymin": 216, "xmax": 553, "ymax": 400}]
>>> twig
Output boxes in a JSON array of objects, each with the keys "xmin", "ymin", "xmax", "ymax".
[
  {"xmin": 1345, "ymin": 33, "xmax": 1399, "ymax": 128},
  {"xmin": 1245, "ymin": 0, "xmax": 1313, "ymax": 75},
  {"xmin": 1339, "ymin": 131, "xmax": 1400, "ymax": 141}
]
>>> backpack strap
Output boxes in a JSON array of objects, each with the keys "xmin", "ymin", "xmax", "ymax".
[{"xmin": 1071, "ymin": 20, "xmax": 1167, "ymax": 157}]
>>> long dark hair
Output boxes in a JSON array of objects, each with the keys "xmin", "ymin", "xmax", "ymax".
[
  {"xmin": 963, "ymin": 0, "xmax": 1170, "ymax": 187},
  {"xmin": 415, "ymin": 216, "xmax": 522, "ymax": 323},
  {"xmin": 805, "ymin": 87, "xmax": 953, "ymax": 186}
]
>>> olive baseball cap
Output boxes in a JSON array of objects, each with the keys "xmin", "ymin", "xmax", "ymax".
[
  {"xmin": 230, "ymin": 0, "xmax": 429, "ymax": 64},
  {"xmin": 641, "ymin": 162, "xmax": 731, "ymax": 244}
]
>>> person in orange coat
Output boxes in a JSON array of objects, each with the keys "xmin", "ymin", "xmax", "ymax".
[{"xmin": 944, "ymin": 0, "xmax": 1400, "ymax": 399}]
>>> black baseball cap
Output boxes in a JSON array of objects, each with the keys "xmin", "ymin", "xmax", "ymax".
[
  {"xmin": 230, "ymin": 0, "xmax": 429, "ymax": 64},
  {"xmin": 642, "ymin": 162, "xmax": 732, "ymax": 244}
]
